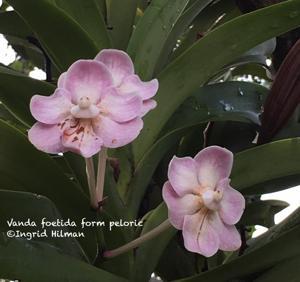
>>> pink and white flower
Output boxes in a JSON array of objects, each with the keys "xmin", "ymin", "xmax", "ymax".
[
  {"xmin": 162, "ymin": 146, "xmax": 245, "ymax": 257},
  {"xmin": 28, "ymin": 49, "xmax": 158, "ymax": 158}
]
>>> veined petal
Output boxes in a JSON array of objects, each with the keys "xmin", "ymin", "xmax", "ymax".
[
  {"xmin": 218, "ymin": 178, "xmax": 245, "ymax": 225},
  {"xmin": 61, "ymin": 119, "xmax": 103, "ymax": 158},
  {"xmin": 141, "ymin": 99, "xmax": 157, "ymax": 117},
  {"xmin": 120, "ymin": 75, "xmax": 159, "ymax": 100},
  {"xmin": 100, "ymin": 88, "xmax": 142, "ymax": 122},
  {"xmin": 195, "ymin": 146, "xmax": 233, "ymax": 189},
  {"xmin": 95, "ymin": 49, "xmax": 134, "ymax": 86},
  {"xmin": 30, "ymin": 89, "xmax": 72, "ymax": 124},
  {"xmin": 64, "ymin": 60, "xmax": 113, "ymax": 104},
  {"xmin": 93, "ymin": 117, "xmax": 143, "ymax": 148},
  {"xmin": 162, "ymin": 181, "xmax": 200, "ymax": 229},
  {"xmin": 210, "ymin": 212, "xmax": 242, "ymax": 251},
  {"xmin": 28, "ymin": 122, "xmax": 64, "ymax": 154},
  {"xmin": 168, "ymin": 156, "xmax": 199, "ymax": 197},
  {"xmin": 183, "ymin": 211, "xmax": 219, "ymax": 257}
]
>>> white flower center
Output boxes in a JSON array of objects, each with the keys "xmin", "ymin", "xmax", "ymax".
[
  {"xmin": 78, "ymin": 96, "xmax": 92, "ymax": 109},
  {"xmin": 70, "ymin": 96, "xmax": 100, "ymax": 119},
  {"xmin": 201, "ymin": 188, "xmax": 223, "ymax": 211}
]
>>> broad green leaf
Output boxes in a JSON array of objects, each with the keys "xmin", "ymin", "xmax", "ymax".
[
  {"xmin": 131, "ymin": 203, "xmax": 176, "ymax": 282},
  {"xmin": 163, "ymin": 81, "xmax": 267, "ymax": 134},
  {"xmin": 0, "ymin": 120, "xmax": 97, "ymax": 259},
  {"xmin": 174, "ymin": 208, "xmax": 300, "ymax": 282},
  {"xmin": 0, "ymin": 11, "xmax": 32, "ymax": 38},
  {"xmin": 0, "ymin": 237, "xmax": 127, "ymax": 282},
  {"xmin": 0, "ymin": 71, "xmax": 55, "ymax": 126},
  {"xmin": 0, "ymin": 190, "xmax": 88, "ymax": 261},
  {"xmin": 156, "ymin": 236, "xmax": 198, "ymax": 281},
  {"xmin": 54, "ymin": 0, "xmax": 111, "ymax": 49},
  {"xmin": 154, "ymin": 0, "xmax": 213, "ymax": 74},
  {"xmin": 240, "ymin": 200, "xmax": 289, "ymax": 228},
  {"xmin": 7, "ymin": 0, "xmax": 99, "ymax": 71},
  {"xmin": 132, "ymin": 0, "xmax": 300, "ymax": 164},
  {"xmin": 231, "ymin": 138, "xmax": 300, "ymax": 195},
  {"xmin": 127, "ymin": 81, "xmax": 266, "ymax": 216},
  {"xmin": 128, "ymin": 0, "xmax": 190, "ymax": 80},
  {"xmin": 253, "ymin": 256, "xmax": 300, "ymax": 282},
  {"xmin": 106, "ymin": 0, "xmax": 138, "ymax": 50}
]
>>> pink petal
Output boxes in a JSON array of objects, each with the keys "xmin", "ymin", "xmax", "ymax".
[
  {"xmin": 64, "ymin": 60, "xmax": 113, "ymax": 104},
  {"xmin": 120, "ymin": 75, "xmax": 159, "ymax": 100},
  {"xmin": 57, "ymin": 72, "xmax": 66, "ymax": 88},
  {"xmin": 183, "ymin": 211, "xmax": 219, "ymax": 257},
  {"xmin": 162, "ymin": 181, "xmax": 200, "ymax": 229},
  {"xmin": 141, "ymin": 99, "xmax": 157, "ymax": 117},
  {"xmin": 95, "ymin": 49, "xmax": 134, "ymax": 86},
  {"xmin": 100, "ymin": 88, "xmax": 142, "ymax": 122},
  {"xmin": 28, "ymin": 122, "xmax": 64, "ymax": 154},
  {"xmin": 93, "ymin": 117, "xmax": 143, "ymax": 148},
  {"xmin": 168, "ymin": 156, "xmax": 200, "ymax": 197},
  {"xmin": 218, "ymin": 179, "xmax": 245, "ymax": 225},
  {"xmin": 30, "ymin": 89, "xmax": 72, "ymax": 124},
  {"xmin": 195, "ymin": 146, "xmax": 233, "ymax": 189},
  {"xmin": 61, "ymin": 119, "xmax": 103, "ymax": 158},
  {"xmin": 210, "ymin": 212, "xmax": 242, "ymax": 251}
]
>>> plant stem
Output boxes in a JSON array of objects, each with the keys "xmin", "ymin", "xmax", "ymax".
[
  {"xmin": 85, "ymin": 157, "xmax": 98, "ymax": 210},
  {"xmin": 103, "ymin": 219, "xmax": 172, "ymax": 258},
  {"xmin": 96, "ymin": 148, "xmax": 107, "ymax": 205}
]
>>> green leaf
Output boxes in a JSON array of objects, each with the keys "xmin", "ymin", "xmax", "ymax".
[
  {"xmin": 0, "ymin": 237, "xmax": 127, "ymax": 282},
  {"xmin": 240, "ymin": 200, "xmax": 289, "ymax": 228},
  {"xmin": 7, "ymin": 0, "xmax": 99, "ymax": 71},
  {"xmin": 54, "ymin": 0, "xmax": 111, "ymax": 49},
  {"xmin": 131, "ymin": 203, "xmax": 176, "ymax": 282},
  {"xmin": 0, "ymin": 11, "xmax": 32, "ymax": 38},
  {"xmin": 0, "ymin": 190, "xmax": 88, "ymax": 261},
  {"xmin": 106, "ymin": 0, "xmax": 138, "ymax": 50},
  {"xmin": 132, "ymin": 0, "xmax": 300, "ymax": 164},
  {"xmin": 163, "ymin": 81, "xmax": 267, "ymax": 134},
  {"xmin": 127, "ymin": 0, "xmax": 190, "ymax": 80},
  {"xmin": 174, "ymin": 208, "xmax": 300, "ymax": 282},
  {"xmin": 0, "ymin": 120, "xmax": 97, "ymax": 259},
  {"xmin": 253, "ymin": 256, "xmax": 300, "ymax": 282},
  {"xmin": 154, "ymin": 0, "xmax": 213, "ymax": 74},
  {"xmin": 0, "ymin": 70, "xmax": 55, "ymax": 126},
  {"xmin": 231, "ymin": 138, "xmax": 300, "ymax": 195}
]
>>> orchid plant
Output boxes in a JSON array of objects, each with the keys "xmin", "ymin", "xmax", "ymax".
[{"xmin": 0, "ymin": 0, "xmax": 300, "ymax": 282}]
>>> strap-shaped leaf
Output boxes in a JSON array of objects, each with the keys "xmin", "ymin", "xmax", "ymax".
[
  {"xmin": 0, "ymin": 70, "xmax": 55, "ymax": 126},
  {"xmin": 132, "ymin": 0, "xmax": 300, "ymax": 164},
  {"xmin": 106, "ymin": 0, "xmax": 138, "ymax": 50},
  {"xmin": 232, "ymin": 138, "xmax": 300, "ymax": 195},
  {"xmin": 0, "ymin": 190, "xmax": 88, "ymax": 261},
  {"xmin": 131, "ymin": 203, "xmax": 176, "ymax": 282},
  {"xmin": 128, "ymin": 0, "xmax": 190, "ymax": 80},
  {"xmin": 54, "ymin": 0, "xmax": 111, "ymax": 49},
  {"xmin": 0, "ymin": 236, "xmax": 127, "ymax": 282},
  {"xmin": 7, "ymin": 0, "xmax": 99, "ymax": 71}
]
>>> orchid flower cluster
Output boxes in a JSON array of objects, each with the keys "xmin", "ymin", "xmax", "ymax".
[{"xmin": 28, "ymin": 49, "xmax": 245, "ymax": 258}]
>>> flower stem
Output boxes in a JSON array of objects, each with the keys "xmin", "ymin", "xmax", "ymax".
[
  {"xmin": 103, "ymin": 219, "xmax": 172, "ymax": 258},
  {"xmin": 96, "ymin": 148, "xmax": 107, "ymax": 205},
  {"xmin": 85, "ymin": 157, "xmax": 98, "ymax": 210}
]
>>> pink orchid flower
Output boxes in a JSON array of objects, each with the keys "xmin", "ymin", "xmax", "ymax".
[
  {"xmin": 162, "ymin": 146, "xmax": 245, "ymax": 257},
  {"xmin": 28, "ymin": 49, "xmax": 158, "ymax": 158}
]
